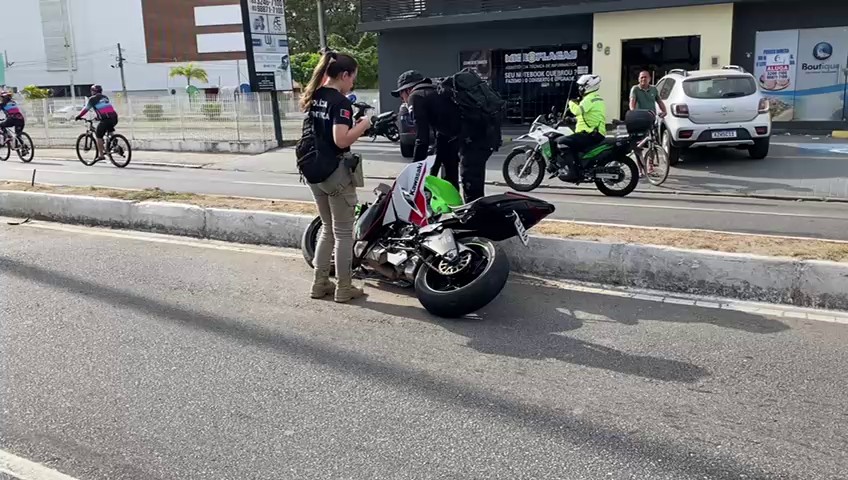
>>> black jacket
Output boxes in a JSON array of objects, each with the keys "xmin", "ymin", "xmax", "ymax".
[{"xmin": 407, "ymin": 81, "xmax": 462, "ymax": 161}]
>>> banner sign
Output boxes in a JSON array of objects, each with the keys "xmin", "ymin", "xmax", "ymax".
[{"xmin": 242, "ymin": 0, "xmax": 293, "ymax": 91}]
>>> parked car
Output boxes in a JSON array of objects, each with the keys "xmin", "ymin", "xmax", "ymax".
[
  {"xmin": 398, "ymin": 102, "xmax": 436, "ymax": 158},
  {"xmin": 656, "ymin": 65, "xmax": 771, "ymax": 164},
  {"xmin": 51, "ymin": 105, "xmax": 84, "ymax": 123}
]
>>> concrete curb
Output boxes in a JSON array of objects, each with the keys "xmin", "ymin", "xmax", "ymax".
[{"xmin": 2, "ymin": 189, "xmax": 846, "ymax": 311}]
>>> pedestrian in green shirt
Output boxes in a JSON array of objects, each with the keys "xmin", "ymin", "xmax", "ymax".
[{"xmin": 629, "ymin": 70, "xmax": 667, "ymax": 117}]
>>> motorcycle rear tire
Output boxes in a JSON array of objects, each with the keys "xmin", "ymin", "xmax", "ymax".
[
  {"xmin": 594, "ymin": 156, "xmax": 639, "ymax": 197},
  {"xmin": 414, "ymin": 238, "xmax": 510, "ymax": 318},
  {"xmin": 301, "ymin": 215, "xmax": 336, "ymax": 277}
]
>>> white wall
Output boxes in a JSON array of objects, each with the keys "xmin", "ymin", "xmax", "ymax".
[{"xmin": 1, "ymin": 0, "xmax": 249, "ymax": 93}]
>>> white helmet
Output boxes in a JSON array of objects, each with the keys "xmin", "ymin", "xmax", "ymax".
[{"xmin": 576, "ymin": 74, "xmax": 601, "ymax": 95}]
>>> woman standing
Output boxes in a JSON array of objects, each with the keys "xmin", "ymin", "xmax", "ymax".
[{"xmin": 299, "ymin": 52, "xmax": 371, "ymax": 303}]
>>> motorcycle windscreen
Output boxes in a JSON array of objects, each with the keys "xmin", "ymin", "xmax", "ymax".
[
  {"xmin": 355, "ymin": 194, "xmax": 389, "ymax": 241},
  {"xmin": 383, "ymin": 157, "xmax": 437, "ymax": 228}
]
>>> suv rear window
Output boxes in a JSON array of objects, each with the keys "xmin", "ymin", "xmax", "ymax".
[{"xmin": 682, "ymin": 76, "xmax": 757, "ymax": 99}]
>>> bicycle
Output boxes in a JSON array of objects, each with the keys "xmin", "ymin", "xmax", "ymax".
[
  {"xmin": 0, "ymin": 127, "xmax": 34, "ymax": 163},
  {"xmin": 75, "ymin": 119, "xmax": 132, "ymax": 168},
  {"xmin": 632, "ymin": 113, "xmax": 669, "ymax": 186}
]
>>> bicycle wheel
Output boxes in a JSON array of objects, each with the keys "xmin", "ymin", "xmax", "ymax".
[
  {"xmin": 107, "ymin": 134, "xmax": 132, "ymax": 168},
  {"xmin": 75, "ymin": 133, "xmax": 98, "ymax": 166},
  {"xmin": 644, "ymin": 143, "xmax": 670, "ymax": 186},
  {"xmin": 16, "ymin": 132, "xmax": 34, "ymax": 163},
  {"xmin": 0, "ymin": 141, "xmax": 9, "ymax": 161}
]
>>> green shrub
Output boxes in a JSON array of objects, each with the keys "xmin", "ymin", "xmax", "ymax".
[
  {"xmin": 200, "ymin": 102, "xmax": 223, "ymax": 120},
  {"xmin": 143, "ymin": 103, "xmax": 164, "ymax": 120}
]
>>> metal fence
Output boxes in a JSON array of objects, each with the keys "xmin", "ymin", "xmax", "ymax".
[{"xmin": 12, "ymin": 90, "xmax": 382, "ymax": 148}]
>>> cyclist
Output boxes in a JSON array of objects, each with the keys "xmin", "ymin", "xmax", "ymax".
[
  {"xmin": 629, "ymin": 71, "xmax": 667, "ymax": 177},
  {"xmin": 75, "ymin": 85, "xmax": 119, "ymax": 161},
  {"xmin": 0, "ymin": 91, "xmax": 26, "ymax": 146},
  {"xmin": 555, "ymin": 74, "xmax": 606, "ymax": 180}
]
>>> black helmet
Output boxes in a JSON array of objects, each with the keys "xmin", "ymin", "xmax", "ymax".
[{"xmin": 91, "ymin": 84, "xmax": 103, "ymax": 94}]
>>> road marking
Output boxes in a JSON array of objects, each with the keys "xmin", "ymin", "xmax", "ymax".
[
  {"xmin": 16, "ymin": 221, "xmax": 301, "ymax": 258},
  {"xmin": 0, "ymin": 449, "xmax": 80, "ymax": 480},
  {"xmin": 515, "ymin": 275, "xmax": 848, "ymax": 325},
  {"xmin": 9, "ymin": 167, "xmax": 113, "ymax": 176},
  {"xmin": 547, "ymin": 198, "xmax": 843, "ymax": 219},
  {"xmin": 232, "ymin": 181, "xmax": 307, "ymax": 188}
]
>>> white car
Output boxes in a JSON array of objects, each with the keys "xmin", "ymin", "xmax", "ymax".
[
  {"xmin": 656, "ymin": 65, "xmax": 771, "ymax": 164},
  {"xmin": 51, "ymin": 105, "xmax": 84, "ymax": 123}
]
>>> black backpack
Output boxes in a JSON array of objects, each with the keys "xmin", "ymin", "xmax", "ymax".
[
  {"xmin": 438, "ymin": 68, "xmax": 505, "ymax": 149},
  {"xmin": 295, "ymin": 114, "xmax": 338, "ymax": 184}
]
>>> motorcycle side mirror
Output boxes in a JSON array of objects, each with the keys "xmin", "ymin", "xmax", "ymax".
[
  {"xmin": 550, "ymin": 106, "xmax": 558, "ymax": 114},
  {"xmin": 374, "ymin": 183, "xmax": 391, "ymax": 196}
]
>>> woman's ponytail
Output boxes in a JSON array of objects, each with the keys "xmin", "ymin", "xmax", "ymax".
[{"xmin": 299, "ymin": 51, "xmax": 337, "ymax": 112}]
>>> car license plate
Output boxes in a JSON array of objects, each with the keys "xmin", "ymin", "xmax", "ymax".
[
  {"xmin": 711, "ymin": 130, "xmax": 738, "ymax": 139},
  {"xmin": 513, "ymin": 211, "xmax": 530, "ymax": 247}
]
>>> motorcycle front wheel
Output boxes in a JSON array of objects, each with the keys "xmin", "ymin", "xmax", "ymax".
[
  {"xmin": 594, "ymin": 156, "xmax": 639, "ymax": 197},
  {"xmin": 502, "ymin": 149, "xmax": 546, "ymax": 192},
  {"xmin": 414, "ymin": 238, "xmax": 510, "ymax": 318}
]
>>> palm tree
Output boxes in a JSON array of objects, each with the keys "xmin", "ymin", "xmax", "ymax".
[{"xmin": 169, "ymin": 63, "xmax": 209, "ymax": 86}]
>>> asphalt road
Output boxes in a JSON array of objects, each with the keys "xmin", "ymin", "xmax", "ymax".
[
  {"xmin": 1, "ymin": 223, "xmax": 847, "ymax": 479},
  {"xmin": 2, "ymin": 154, "xmax": 848, "ymax": 240}
]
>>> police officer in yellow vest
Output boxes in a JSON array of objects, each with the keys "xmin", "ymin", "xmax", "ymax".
[{"xmin": 555, "ymin": 74, "xmax": 606, "ymax": 180}]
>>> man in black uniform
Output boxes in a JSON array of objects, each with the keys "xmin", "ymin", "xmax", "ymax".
[{"xmin": 392, "ymin": 70, "xmax": 495, "ymax": 202}]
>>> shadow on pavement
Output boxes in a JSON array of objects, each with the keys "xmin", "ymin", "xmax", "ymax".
[
  {"xmin": 662, "ymin": 172, "xmax": 815, "ymax": 196},
  {"xmin": 0, "ymin": 255, "xmax": 780, "ymax": 480},
  {"xmin": 362, "ymin": 278, "xmax": 788, "ymax": 384},
  {"xmin": 676, "ymin": 147, "xmax": 848, "ymax": 182}
]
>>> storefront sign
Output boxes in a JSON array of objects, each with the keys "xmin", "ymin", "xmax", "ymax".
[
  {"xmin": 488, "ymin": 43, "xmax": 591, "ymax": 122},
  {"xmin": 795, "ymin": 27, "xmax": 848, "ymax": 121},
  {"xmin": 241, "ymin": 0, "xmax": 293, "ymax": 91},
  {"xmin": 754, "ymin": 29, "xmax": 798, "ymax": 121},
  {"xmin": 755, "ymin": 27, "xmax": 848, "ymax": 121},
  {"xmin": 500, "ymin": 44, "xmax": 590, "ymax": 89},
  {"xmin": 459, "ymin": 50, "xmax": 492, "ymax": 81}
]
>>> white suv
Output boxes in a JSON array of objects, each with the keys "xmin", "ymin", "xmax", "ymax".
[{"xmin": 656, "ymin": 66, "xmax": 771, "ymax": 164}]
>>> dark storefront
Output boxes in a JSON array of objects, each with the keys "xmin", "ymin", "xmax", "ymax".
[
  {"xmin": 482, "ymin": 45, "xmax": 591, "ymax": 123},
  {"xmin": 732, "ymin": 0, "xmax": 848, "ymax": 128},
  {"xmin": 374, "ymin": 15, "xmax": 593, "ymax": 121}
]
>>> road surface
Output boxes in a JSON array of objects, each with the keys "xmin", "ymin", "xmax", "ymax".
[
  {"xmin": 3, "ymin": 147, "xmax": 848, "ymax": 240},
  {"xmin": 1, "ymin": 222, "xmax": 847, "ymax": 479}
]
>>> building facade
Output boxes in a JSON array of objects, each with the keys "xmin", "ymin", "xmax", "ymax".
[
  {"xmin": 2, "ymin": 0, "xmax": 251, "ymax": 96},
  {"xmin": 363, "ymin": 0, "xmax": 847, "ymax": 129}
]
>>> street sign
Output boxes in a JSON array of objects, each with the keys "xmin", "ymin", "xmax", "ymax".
[{"xmin": 241, "ymin": 0, "xmax": 293, "ymax": 92}]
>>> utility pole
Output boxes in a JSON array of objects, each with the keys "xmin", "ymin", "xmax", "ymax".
[
  {"xmin": 65, "ymin": 35, "xmax": 75, "ymax": 103},
  {"xmin": 116, "ymin": 43, "xmax": 128, "ymax": 99},
  {"xmin": 63, "ymin": 0, "xmax": 75, "ymax": 102},
  {"xmin": 316, "ymin": 0, "xmax": 326, "ymax": 51}
]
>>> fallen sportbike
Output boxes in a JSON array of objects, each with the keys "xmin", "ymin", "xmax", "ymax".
[
  {"xmin": 302, "ymin": 157, "xmax": 555, "ymax": 318},
  {"xmin": 502, "ymin": 110, "xmax": 641, "ymax": 197}
]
